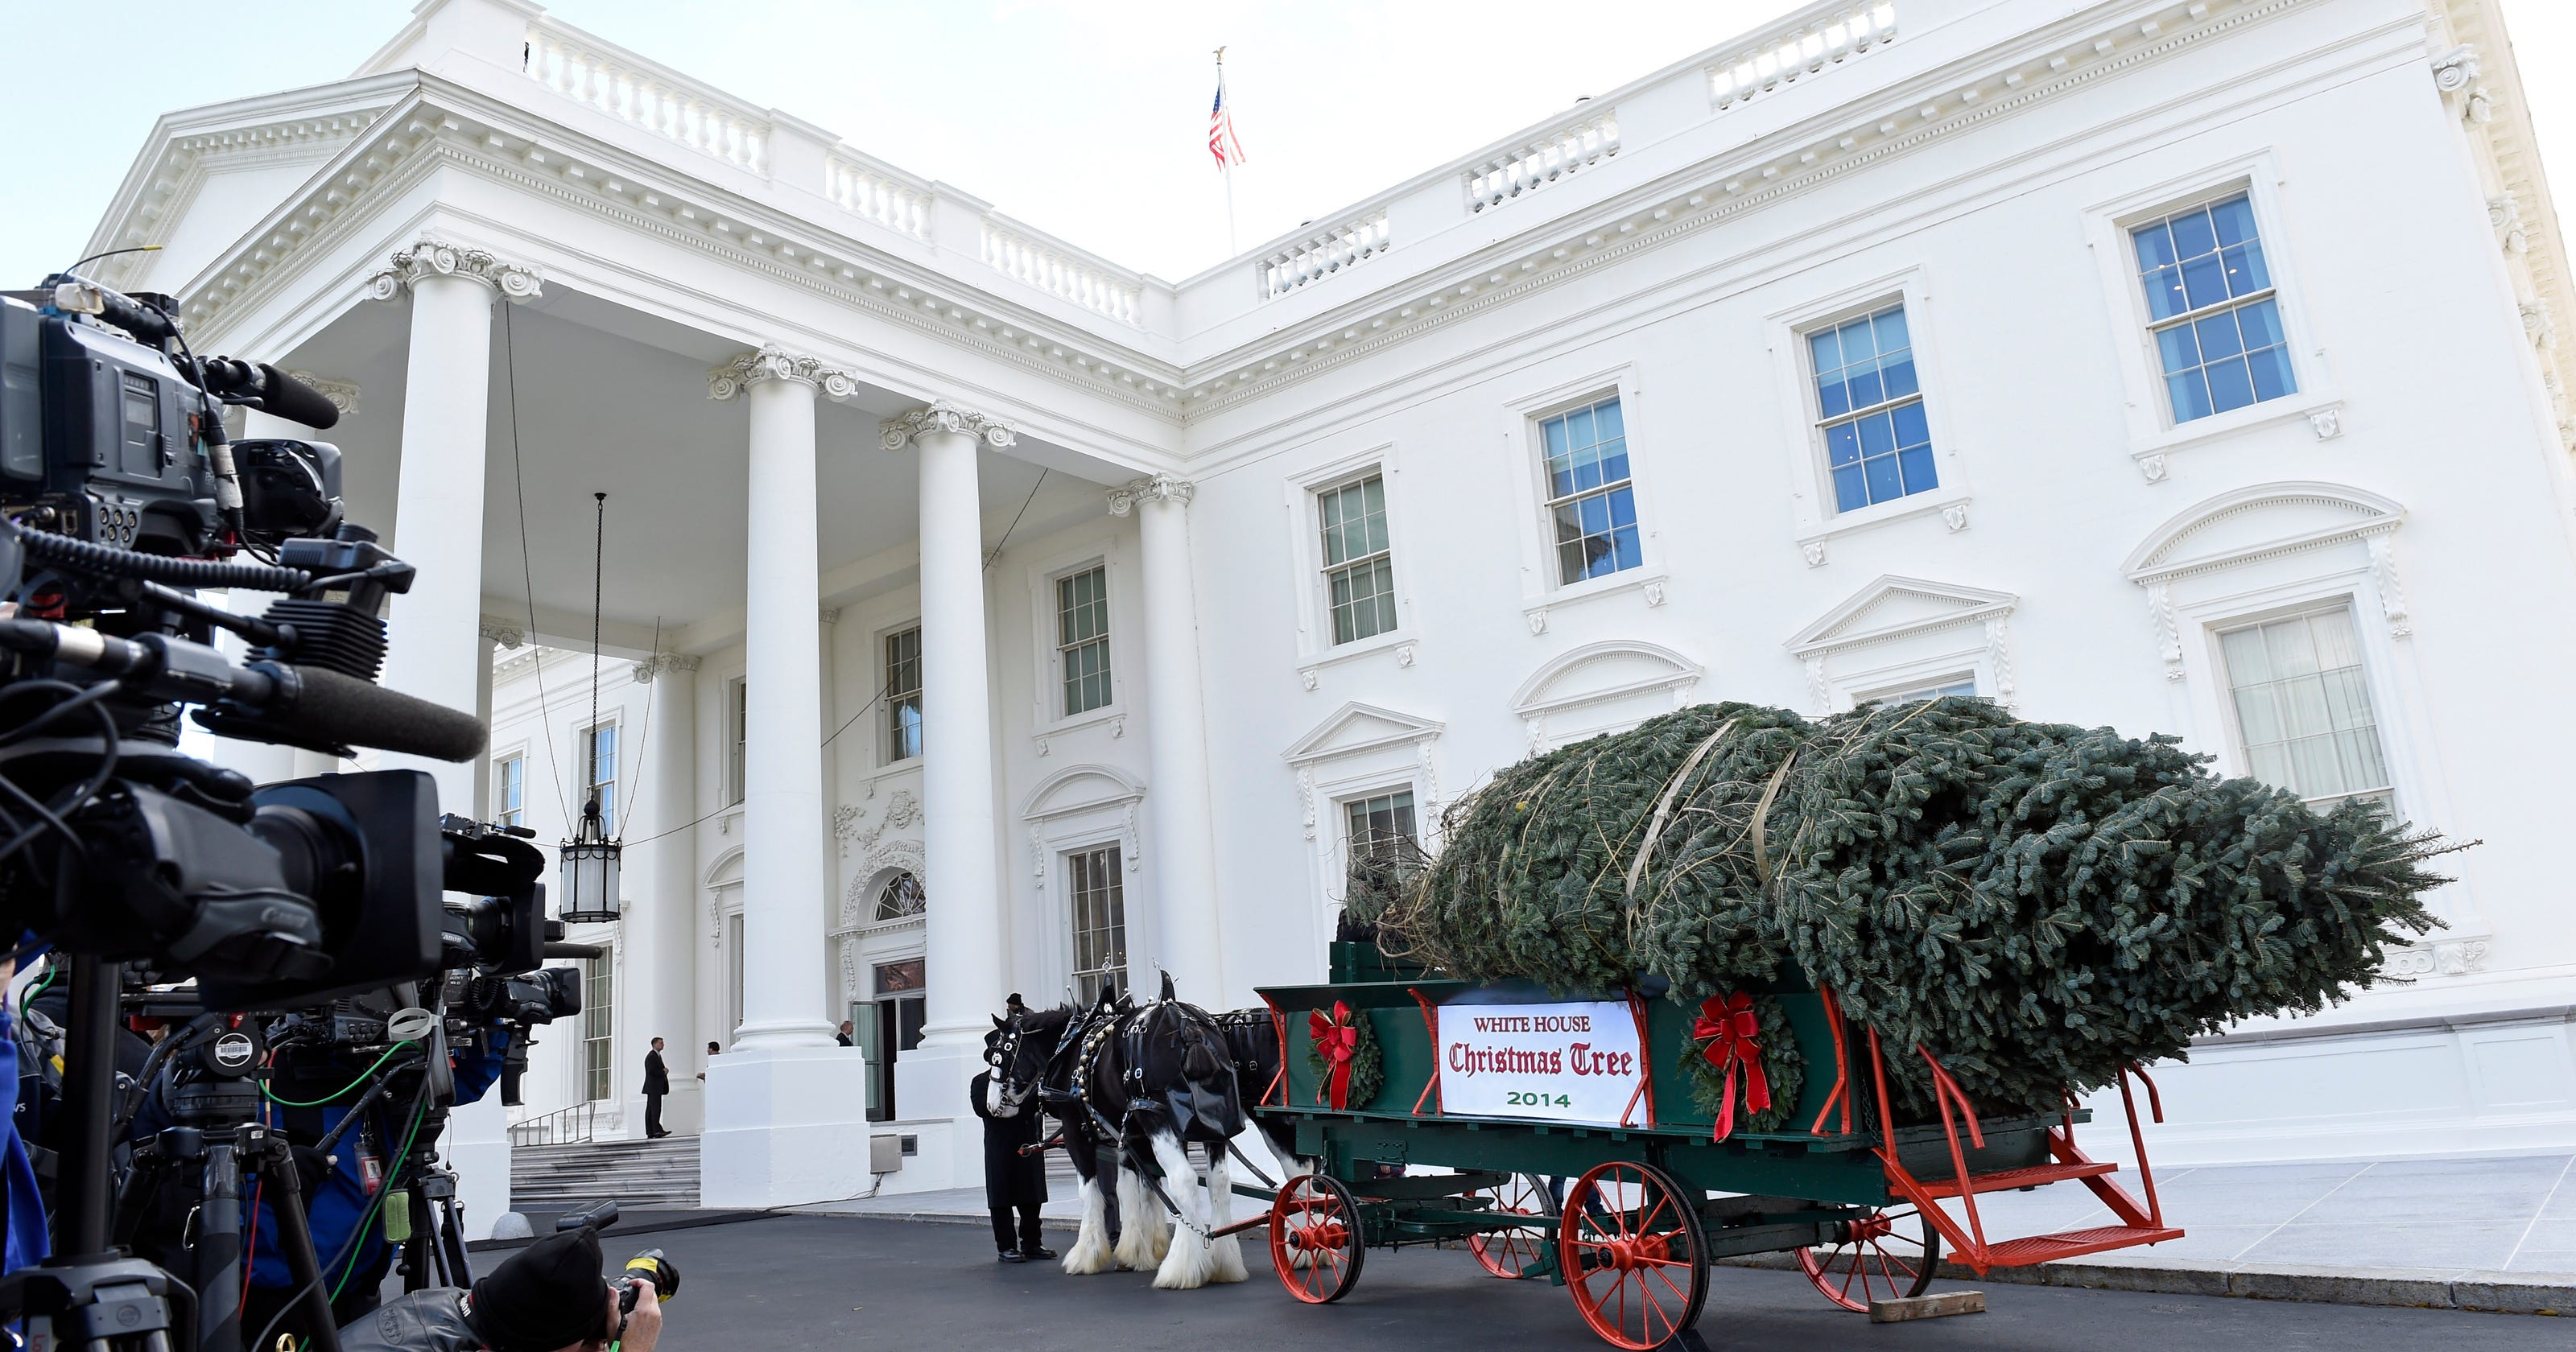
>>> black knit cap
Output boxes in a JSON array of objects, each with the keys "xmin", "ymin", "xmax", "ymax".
[{"xmin": 467, "ymin": 1226, "xmax": 609, "ymax": 1352}]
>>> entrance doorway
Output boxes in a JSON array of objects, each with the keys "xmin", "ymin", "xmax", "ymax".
[{"xmin": 867, "ymin": 958, "xmax": 926, "ymax": 1120}]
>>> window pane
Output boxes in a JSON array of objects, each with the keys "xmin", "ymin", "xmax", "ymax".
[
  {"xmin": 2222, "ymin": 241, "xmax": 2268, "ymax": 295},
  {"xmin": 1832, "ymin": 464, "xmax": 1868, "ymax": 513},
  {"xmin": 1808, "ymin": 327, "xmax": 1841, "ymax": 371},
  {"xmin": 2220, "ymin": 608, "xmax": 2392, "ymax": 809},
  {"xmin": 1891, "ymin": 400, "xmax": 1930, "ymax": 449},
  {"xmin": 1856, "ymin": 410, "xmax": 1895, "ymax": 458},
  {"xmin": 2209, "ymin": 194, "xmax": 2258, "ymax": 247},
  {"xmin": 2169, "ymin": 206, "xmax": 2218, "ymax": 259},
  {"xmin": 2180, "ymin": 254, "xmax": 2229, "ymax": 310},
  {"xmin": 1880, "ymin": 353, "xmax": 1918, "ymax": 401},
  {"xmin": 2194, "ymin": 312, "xmax": 2244, "ymax": 361},
  {"xmin": 1897, "ymin": 445, "xmax": 1938, "ymax": 495},
  {"xmin": 2132, "ymin": 221, "xmax": 2178, "ymax": 271},
  {"xmin": 1825, "ymin": 422, "xmax": 1860, "ymax": 466},
  {"xmin": 1863, "ymin": 455, "xmax": 1901, "ymax": 503}
]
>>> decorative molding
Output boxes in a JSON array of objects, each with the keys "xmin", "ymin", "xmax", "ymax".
[
  {"xmin": 628, "ymin": 651, "xmax": 700, "ymax": 683},
  {"xmin": 2521, "ymin": 299, "xmax": 2556, "ymax": 351},
  {"xmin": 1525, "ymin": 608, "xmax": 1549, "ymax": 636},
  {"xmin": 1105, "ymin": 473, "xmax": 1194, "ymax": 516},
  {"xmin": 841, "ymin": 839, "xmax": 928, "ymax": 925},
  {"xmin": 707, "ymin": 344, "xmax": 859, "ymax": 401},
  {"xmin": 1804, "ymin": 654, "xmax": 1831, "ymax": 711},
  {"xmin": 1789, "ymin": 575, "xmax": 2018, "ymax": 711},
  {"xmin": 2138, "ymin": 452, "xmax": 2169, "ymax": 484},
  {"xmin": 361, "ymin": 237, "xmax": 541, "ymax": 302},
  {"xmin": 2384, "ymin": 937, "xmax": 2490, "ymax": 978},
  {"xmin": 2490, "ymin": 192, "xmax": 2528, "ymax": 254},
  {"xmin": 2366, "ymin": 534, "xmax": 2412, "ymax": 641},
  {"xmin": 2306, "ymin": 405, "xmax": 2345, "ymax": 440},
  {"xmin": 1801, "ymin": 540, "xmax": 1827, "ymax": 568},
  {"xmin": 1982, "ymin": 613, "xmax": 2017, "ymax": 709},
  {"xmin": 1122, "ymin": 802, "xmax": 1141, "ymax": 872},
  {"xmin": 1295, "ymin": 766, "xmax": 1318, "ymax": 839},
  {"xmin": 281, "ymin": 371, "xmax": 359, "ymax": 418},
  {"xmin": 1941, "ymin": 501, "xmax": 1970, "ymax": 533},
  {"xmin": 1298, "ymin": 667, "xmax": 1320, "ymax": 692},
  {"xmin": 834, "ymin": 789, "xmax": 920, "ymax": 859},
  {"xmin": 1509, "ymin": 640, "xmax": 1702, "ymax": 752},
  {"xmin": 1394, "ymin": 641, "xmax": 1417, "ymax": 669},
  {"xmin": 879, "ymin": 400, "xmax": 1018, "ymax": 451},
  {"xmin": 2432, "ymin": 44, "xmax": 2492, "ymax": 125},
  {"xmin": 478, "ymin": 616, "xmax": 525, "ymax": 649},
  {"xmin": 1641, "ymin": 577, "xmax": 1668, "ymax": 608},
  {"xmin": 2146, "ymin": 580, "xmax": 2184, "ymax": 681}
]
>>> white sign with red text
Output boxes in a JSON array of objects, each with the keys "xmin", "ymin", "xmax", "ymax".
[{"xmin": 1435, "ymin": 1000, "xmax": 1645, "ymax": 1125}]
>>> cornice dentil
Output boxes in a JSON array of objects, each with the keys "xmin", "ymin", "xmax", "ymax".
[
  {"xmin": 707, "ymin": 345, "xmax": 860, "ymax": 401},
  {"xmin": 1106, "ymin": 473, "xmax": 1194, "ymax": 516},
  {"xmin": 363, "ymin": 238, "xmax": 543, "ymax": 302},
  {"xmin": 879, "ymin": 401, "xmax": 1018, "ymax": 451}
]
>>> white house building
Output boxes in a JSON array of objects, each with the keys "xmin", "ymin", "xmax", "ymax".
[{"xmin": 85, "ymin": 0, "xmax": 2576, "ymax": 1226}]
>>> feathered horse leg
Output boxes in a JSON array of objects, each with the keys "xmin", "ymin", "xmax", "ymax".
[
  {"xmin": 1150, "ymin": 1129, "xmax": 1216, "ymax": 1290},
  {"xmin": 1207, "ymin": 1143, "xmax": 1248, "ymax": 1283},
  {"xmin": 1060, "ymin": 1132, "xmax": 1116, "ymax": 1275},
  {"xmin": 1111, "ymin": 1155, "xmax": 1167, "ymax": 1271}
]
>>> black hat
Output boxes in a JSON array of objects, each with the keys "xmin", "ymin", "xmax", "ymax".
[{"xmin": 468, "ymin": 1226, "xmax": 609, "ymax": 1352}]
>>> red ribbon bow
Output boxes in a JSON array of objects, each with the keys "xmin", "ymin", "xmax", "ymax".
[
  {"xmin": 1308, "ymin": 1002, "xmax": 1360, "ymax": 1109},
  {"xmin": 1693, "ymin": 991, "xmax": 1772, "ymax": 1142}
]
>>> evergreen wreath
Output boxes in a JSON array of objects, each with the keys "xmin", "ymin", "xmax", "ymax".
[
  {"xmin": 1306, "ymin": 1004, "xmax": 1384, "ymax": 1110},
  {"xmin": 1676, "ymin": 993, "xmax": 1803, "ymax": 1136}
]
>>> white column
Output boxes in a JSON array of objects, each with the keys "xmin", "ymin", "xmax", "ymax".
[
  {"xmin": 628, "ymin": 652, "xmax": 703, "ymax": 1136},
  {"xmin": 1109, "ymin": 475, "xmax": 1227, "ymax": 1003},
  {"xmin": 363, "ymin": 237, "xmax": 540, "ymax": 1241},
  {"xmin": 881, "ymin": 403, "xmax": 1015, "ymax": 1049},
  {"xmin": 700, "ymin": 348, "xmax": 869, "ymax": 1207},
  {"xmin": 473, "ymin": 618, "xmax": 525, "ymax": 818}
]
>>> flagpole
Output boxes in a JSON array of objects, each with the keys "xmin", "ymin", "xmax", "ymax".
[{"xmin": 1218, "ymin": 47, "xmax": 1238, "ymax": 256}]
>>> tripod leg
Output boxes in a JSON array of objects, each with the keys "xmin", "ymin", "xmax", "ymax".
[
  {"xmin": 56, "ymin": 955, "xmax": 122, "ymax": 1257},
  {"xmin": 405, "ymin": 1188, "xmax": 437, "ymax": 1292},
  {"xmin": 197, "ymin": 1142, "xmax": 244, "ymax": 1352},
  {"xmin": 261, "ymin": 1161, "xmax": 345, "ymax": 1352},
  {"xmin": 437, "ymin": 1195, "xmax": 472, "ymax": 1287}
]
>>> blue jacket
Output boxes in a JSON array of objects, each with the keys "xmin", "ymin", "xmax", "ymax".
[
  {"xmin": 0, "ymin": 1004, "xmax": 48, "ymax": 1274},
  {"xmin": 244, "ymin": 1032, "xmax": 506, "ymax": 1292}
]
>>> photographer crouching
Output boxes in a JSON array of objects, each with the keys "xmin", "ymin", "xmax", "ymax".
[{"xmin": 341, "ymin": 1223, "xmax": 665, "ymax": 1352}]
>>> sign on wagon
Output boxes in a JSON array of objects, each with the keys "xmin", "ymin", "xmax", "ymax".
[{"xmin": 1435, "ymin": 1000, "xmax": 1644, "ymax": 1126}]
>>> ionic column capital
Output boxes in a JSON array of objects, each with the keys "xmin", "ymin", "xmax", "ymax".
[
  {"xmin": 708, "ymin": 345, "xmax": 860, "ymax": 402},
  {"xmin": 364, "ymin": 238, "xmax": 543, "ymax": 303},
  {"xmin": 477, "ymin": 616, "xmax": 525, "ymax": 649},
  {"xmin": 1107, "ymin": 473, "xmax": 1194, "ymax": 517},
  {"xmin": 879, "ymin": 400, "xmax": 1017, "ymax": 451},
  {"xmin": 281, "ymin": 372, "xmax": 361, "ymax": 419},
  {"xmin": 630, "ymin": 651, "xmax": 703, "ymax": 684}
]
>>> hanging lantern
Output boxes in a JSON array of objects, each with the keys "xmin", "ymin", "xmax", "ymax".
[
  {"xmin": 558, "ymin": 491, "xmax": 622, "ymax": 924},
  {"xmin": 559, "ymin": 795, "xmax": 621, "ymax": 924}
]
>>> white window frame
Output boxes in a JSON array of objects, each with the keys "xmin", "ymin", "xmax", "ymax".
[
  {"xmin": 491, "ymin": 746, "xmax": 528, "ymax": 831},
  {"xmin": 879, "ymin": 620, "xmax": 925, "ymax": 768},
  {"xmin": 724, "ymin": 677, "xmax": 748, "ymax": 806},
  {"xmin": 1785, "ymin": 577, "xmax": 2018, "ymax": 715},
  {"xmin": 1501, "ymin": 365, "xmax": 1667, "ymax": 632},
  {"xmin": 2207, "ymin": 602, "xmax": 2396, "ymax": 814},
  {"xmin": 1024, "ymin": 539, "xmax": 1129, "ymax": 741},
  {"xmin": 577, "ymin": 715, "xmax": 621, "ymax": 837},
  {"xmin": 579, "ymin": 946, "xmax": 613, "ymax": 1103},
  {"xmin": 1765, "ymin": 269, "xmax": 1972, "ymax": 561},
  {"xmin": 1283, "ymin": 443, "xmax": 1418, "ymax": 687},
  {"xmin": 1283, "ymin": 702, "xmax": 1445, "ymax": 929},
  {"xmin": 1063, "ymin": 841, "xmax": 1129, "ymax": 1006},
  {"xmin": 1021, "ymin": 765, "xmax": 1148, "ymax": 992},
  {"xmin": 2082, "ymin": 155, "xmax": 2344, "ymax": 475},
  {"xmin": 1340, "ymin": 787, "xmax": 1421, "ymax": 868}
]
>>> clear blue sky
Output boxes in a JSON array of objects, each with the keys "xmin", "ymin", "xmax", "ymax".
[{"xmin": 6, "ymin": 1, "xmax": 2573, "ymax": 287}]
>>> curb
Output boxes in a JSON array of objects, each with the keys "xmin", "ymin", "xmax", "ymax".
[{"xmin": 1715, "ymin": 1251, "xmax": 2572, "ymax": 1316}]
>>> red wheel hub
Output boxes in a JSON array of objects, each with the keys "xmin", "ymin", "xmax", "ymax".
[
  {"xmin": 1847, "ymin": 1212, "xmax": 1895, "ymax": 1243},
  {"xmin": 1290, "ymin": 1222, "xmax": 1351, "ymax": 1251},
  {"xmin": 1596, "ymin": 1231, "xmax": 1674, "ymax": 1271}
]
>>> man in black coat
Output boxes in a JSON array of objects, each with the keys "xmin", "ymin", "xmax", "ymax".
[
  {"xmin": 642, "ymin": 1038, "xmax": 671, "ymax": 1140},
  {"xmin": 968, "ymin": 1069, "xmax": 1052, "ymax": 1262}
]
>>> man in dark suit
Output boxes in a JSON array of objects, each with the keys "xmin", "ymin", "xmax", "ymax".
[
  {"xmin": 968, "ymin": 1066, "xmax": 1052, "ymax": 1262},
  {"xmin": 642, "ymin": 1037, "xmax": 671, "ymax": 1139}
]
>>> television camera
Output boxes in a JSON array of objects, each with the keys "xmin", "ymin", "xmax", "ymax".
[{"xmin": 0, "ymin": 270, "xmax": 504, "ymax": 1352}]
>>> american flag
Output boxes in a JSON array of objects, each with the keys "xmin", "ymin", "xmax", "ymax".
[{"xmin": 1208, "ymin": 74, "xmax": 1246, "ymax": 170}]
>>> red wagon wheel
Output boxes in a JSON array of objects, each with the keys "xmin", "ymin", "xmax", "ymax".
[
  {"xmin": 1795, "ymin": 1204, "xmax": 1941, "ymax": 1311},
  {"xmin": 1269, "ymin": 1173, "xmax": 1365, "ymax": 1304},
  {"xmin": 1558, "ymin": 1161, "xmax": 1708, "ymax": 1350},
  {"xmin": 1466, "ymin": 1173, "xmax": 1555, "ymax": 1279}
]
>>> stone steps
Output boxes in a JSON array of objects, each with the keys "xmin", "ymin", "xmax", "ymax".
[{"xmin": 511, "ymin": 1135, "xmax": 701, "ymax": 1210}]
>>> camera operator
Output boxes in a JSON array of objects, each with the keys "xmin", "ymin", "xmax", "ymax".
[{"xmin": 339, "ymin": 1224, "xmax": 662, "ymax": 1352}]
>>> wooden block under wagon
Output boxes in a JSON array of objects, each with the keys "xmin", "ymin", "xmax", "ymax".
[{"xmin": 1868, "ymin": 1290, "xmax": 1988, "ymax": 1322}]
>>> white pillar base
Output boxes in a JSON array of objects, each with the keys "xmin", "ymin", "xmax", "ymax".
[
  {"xmin": 888, "ymin": 1046, "xmax": 980, "ymax": 1190},
  {"xmin": 700, "ymin": 1045, "xmax": 873, "ymax": 1208}
]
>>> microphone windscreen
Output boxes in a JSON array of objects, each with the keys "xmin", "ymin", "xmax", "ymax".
[
  {"xmin": 255, "ymin": 364, "xmax": 341, "ymax": 430},
  {"xmin": 291, "ymin": 666, "xmax": 486, "ymax": 761}
]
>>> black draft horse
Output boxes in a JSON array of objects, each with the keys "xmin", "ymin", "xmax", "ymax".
[{"xmin": 989, "ymin": 979, "xmax": 1250, "ymax": 1287}]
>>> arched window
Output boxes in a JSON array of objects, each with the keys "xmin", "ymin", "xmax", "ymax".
[{"xmin": 874, "ymin": 872, "xmax": 926, "ymax": 921}]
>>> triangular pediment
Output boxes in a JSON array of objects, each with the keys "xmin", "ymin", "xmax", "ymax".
[
  {"xmin": 1787, "ymin": 576, "xmax": 2017, "ymax": 657},
  {"xmin": 1283, "ymin": 701, "xmax": 1445, "ymax": 765},
  {"xmin": 2124, "ymin": 481, "xmax": 2405, "ymax": 582}
]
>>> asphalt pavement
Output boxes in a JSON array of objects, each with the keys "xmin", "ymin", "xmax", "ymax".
[{"xmin": 585, "ymin": 1213, "xmax": 2562, "ymax": 1350}]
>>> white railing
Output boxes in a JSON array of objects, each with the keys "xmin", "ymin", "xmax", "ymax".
[
  {"xmin": 1465, "ymin": 112, "xmax": 1620, "ymax": 214},
  {"xmin": 1258, "ymin": 212, "xmax": 1393, "ymax": 299},
  {"xmin": 524, "ymin": 23, "xmax": 770, "ymax": 175},
  {"xmin": 825, "ymin": 153, "xmax": 932, "ymax": 241},
  {"xmin": 980, "ymin": 221, "xmax": 1144, "ymax": 325},
  {"xmin": 1708, "ymin": 1, "xmax": 1899, "ymax": 109}
]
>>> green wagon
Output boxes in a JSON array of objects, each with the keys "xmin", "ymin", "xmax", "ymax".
[{"xmin": 1246, "ymin": 944, "xmax": 2183, "ymax": 1349}]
